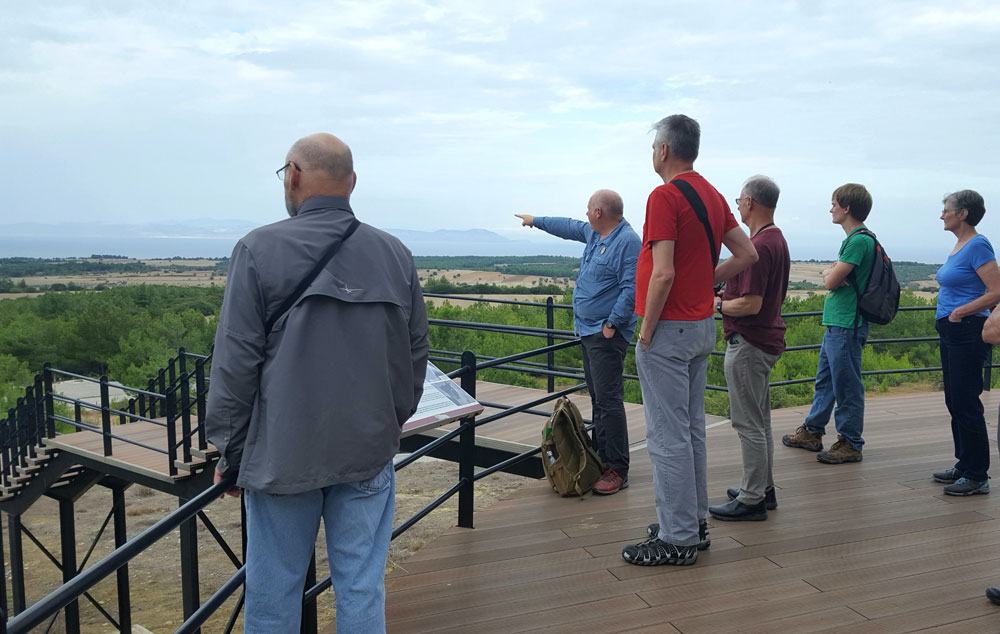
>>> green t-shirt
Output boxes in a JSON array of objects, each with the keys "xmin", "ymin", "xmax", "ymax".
[{"xmin": 822, "ymin": 227, "xmax": 875, "ymax": 328}]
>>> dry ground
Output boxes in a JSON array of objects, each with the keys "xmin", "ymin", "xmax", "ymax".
[{"xmin": 9, "ymin": 459, "xmax": 529, "ymax": 633}]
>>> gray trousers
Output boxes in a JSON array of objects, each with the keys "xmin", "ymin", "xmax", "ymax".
[
  {"xmin": 724, "ymin": 334, "xmax": 780, "ymax": 505},
  {"xmin": 636, "ymin": 318, "xmax": 717, "ymax": 547}
]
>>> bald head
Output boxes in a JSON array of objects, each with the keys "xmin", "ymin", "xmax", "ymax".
[
  {"xmin": 283, "ymin": 133, "xmax": 357, "ymax": 215},
  {"xmin": 590, "ymin": 189, "xmax": 624, "ymax": 220}
]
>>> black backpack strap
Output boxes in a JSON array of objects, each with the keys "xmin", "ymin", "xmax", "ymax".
[
  {"xmin": 670, "ymin": 179, "xmax": 718, "ymax": 266},
  {"xmin": 264, "ymin": 217, "xmax": 361, "ymax": 336},
  {"xmin": 844, "ymin": 228, "xmax": 875, "ymax": 329}
]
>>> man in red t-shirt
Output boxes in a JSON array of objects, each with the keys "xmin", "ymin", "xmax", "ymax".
[
  {"xmin": 623, "ymin": 115, "xmax": 757, "ymax": 568},
  {"xmin": 709, "ymin": 175, "xmax": 790, "ymax": 522}
]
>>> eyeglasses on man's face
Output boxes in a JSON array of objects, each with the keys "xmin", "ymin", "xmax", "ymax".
[{"xmin": 276, "ymin": 161, "xmax": 301, "ymax": 181}]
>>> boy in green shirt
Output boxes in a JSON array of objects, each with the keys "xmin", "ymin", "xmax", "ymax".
[{"xmin": 782, "ymin": 184, "xmax": 875, "ymax": 463}]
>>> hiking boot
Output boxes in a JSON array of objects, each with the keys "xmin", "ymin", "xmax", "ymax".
[
  {"xmin": 622, "ymin": 538, "xmax": 697, "ymax": 566},
  {"xmin": 593, "ymin": 469, "xmax": 628, "ymax": 495},
  {"xmin": 726, "ymin": 486, "xmax": 778, "ymax": 510},
  {"xmin": 782, "ymin": 426, "xmax": 823, "ymax": 452},
  {"xmin": 646, "ymin": 520, "xmax": 710, "ymax": 550},
  {"xmin": 944, "ymin": 477, "xmax": 990, "ymax": 496},
  {"xmin": 817, "ymin": 436, "xmax": 863, "ymax": 464},
  {"xmin": 933, "ymin": 467, "xmax": 961, "ymax": 484},
  {"xmin": 709, "ymin": 498, "xmax": 767, "ymax": 521}
]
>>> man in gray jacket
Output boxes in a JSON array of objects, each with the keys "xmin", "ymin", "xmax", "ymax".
[{"xmin": 206, "ymin": 133, "xmax": 429, "ymax": 634}]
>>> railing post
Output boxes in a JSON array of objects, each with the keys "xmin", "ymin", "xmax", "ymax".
[
  {"xmin": 194, "ymin": 358, "xmax": 208, "ymax": 450},
  {"xmin": 546, "ymin": 297, "xmax": 555, "ymax": 393},
  {"xmin": 458, "ymin": 351, "xmax": 477, "ymax": 529},
  {"xmin": 166, "ymin": 386, "xmax": 178, "ymax": 477},
  {"xmin": 32, "ymin": 375, "xmax": 44, "ymax": 446},
  {"xmin": 43, "ymin": 364, "xmax": 55, "ymax": 438},
  {"xmin": 180, "ymin": 371, "xmax": 192, "ymax": 464},
  {"xmin": 99, "ymin": 376, "xmax": 113, "ymax": 457},
  {"xmin": 23, "ymin": 388, "xmax": 36, "ymax": 460}
]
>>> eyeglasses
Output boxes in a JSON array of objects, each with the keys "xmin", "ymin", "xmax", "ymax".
[
  {"xmin": 276, "ymin": 161, "xmax": 301, "ymax": 181},
  {"xmin": 734, "ymin": 196, "xmax": 751, "ymax": 206}
]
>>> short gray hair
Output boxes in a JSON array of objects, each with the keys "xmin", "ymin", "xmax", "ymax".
[
  {"xmin": 944, "ymin": 189, "xmax": 986, "ymax": 226},
  {"xmin": 742, "ymin": 175, "xmax": 780, "ymax": 209},
  {"xmin": 652, "ymin": 114, "xmax": 700, "ymax": 162}
]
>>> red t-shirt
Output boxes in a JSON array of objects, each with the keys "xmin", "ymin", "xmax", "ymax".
[
  {"xmin": 721, "ymin": 227, "xmax": 790, "ymax": 355},
  {"xmin": 635, "ymin": 172, "xmax": 738, "ymax": 321}
]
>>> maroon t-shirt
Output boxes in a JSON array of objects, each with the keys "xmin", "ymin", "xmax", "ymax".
[{"xmin": 721, "ymin": 226, "xmax": 790, "ymax": 356}]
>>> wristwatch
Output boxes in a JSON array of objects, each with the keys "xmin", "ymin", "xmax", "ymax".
[
  {"xmin": 604, "ymin": 320, "xmax": 616, "ymax": 330},
  {"xmin": 716, "ymin": 300, "xmax": 724, "ymax": 315}
]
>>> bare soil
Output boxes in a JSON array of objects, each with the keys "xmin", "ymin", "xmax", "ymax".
[{"xmin": 9, "ymin": 460, "xmax": 529, "ymax": 633}]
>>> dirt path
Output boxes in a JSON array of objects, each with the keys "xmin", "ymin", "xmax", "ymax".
[{"xmin": 8, "ymin": 460, "xmax": 529, "ymax": 633}]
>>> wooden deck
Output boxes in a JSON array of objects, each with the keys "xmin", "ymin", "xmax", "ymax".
[
  {"xmin": 381, "ymin": 388, "xmax": 1000, "ymax": 634},
  {"xmin": 43, "ymin": 420, "xmax": 214, "ymax": 483}
]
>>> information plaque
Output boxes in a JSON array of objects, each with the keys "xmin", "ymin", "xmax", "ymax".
[{"xmin": 401, "ymin": 362, "xmax": 484, "ymax": 438}]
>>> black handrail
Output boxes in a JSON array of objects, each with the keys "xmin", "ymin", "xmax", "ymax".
[{"xmin": 4, "ymin": 478, "xmax": 234, "ymax": 634}]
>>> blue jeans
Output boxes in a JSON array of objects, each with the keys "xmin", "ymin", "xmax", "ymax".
[
  {"xmin": 803, "ymin": 324, "xmax": 868, "ymax": 450},
  {"xmin": 937, "ymin": 316, "xmax": 990, "ymax": 481},
  {"xmin": 244, "ymin": 461, "xmax": 395, "ymax": 634}
]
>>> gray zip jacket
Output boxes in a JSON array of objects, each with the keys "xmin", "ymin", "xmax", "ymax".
[{"xmin": 206, "ymin": 196, "xmax": 429, "ymax": 494}]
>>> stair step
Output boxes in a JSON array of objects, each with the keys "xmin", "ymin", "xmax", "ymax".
[{"xmin": 189, "ymin": 448, "xmax": 219, "ymax": 460}]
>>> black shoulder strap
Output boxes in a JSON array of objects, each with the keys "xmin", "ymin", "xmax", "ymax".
[
  {"xmin": 265, "ymin": 217, "xmax": 361, "ymax": 335},
  {"xmin": 670, "ymin": 179, "xmax": 718, "ymax": 266},
  {"xmin": 844, "ymin": 228, "xmax": 876, "ymax": 329}
]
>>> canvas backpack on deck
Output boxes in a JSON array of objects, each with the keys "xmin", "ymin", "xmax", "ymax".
[
  {"xmin": 846, "ymin": 228, "xmax": 901, "ymax": 326},
  {"xmin": 541, "ymin": 397, "xmax": 605, "ymax": 497}
]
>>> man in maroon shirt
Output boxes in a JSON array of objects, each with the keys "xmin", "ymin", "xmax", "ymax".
[{"xmin": 710, "ymin": 175, "xmax": 790, "ymax": 521}]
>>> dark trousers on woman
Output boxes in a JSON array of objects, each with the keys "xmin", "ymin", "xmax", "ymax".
[{"xmin": 936, "ymin": 316, "xmax": 991, "ymax": 481}]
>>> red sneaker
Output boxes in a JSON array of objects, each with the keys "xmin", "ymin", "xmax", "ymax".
[{"xmin": 593, "ymin": 469, "xmax": 628, "ymax": 495}]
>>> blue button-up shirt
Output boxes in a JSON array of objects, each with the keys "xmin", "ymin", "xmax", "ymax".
[{"xmin": 533, "ymin": 216, "xmax": 641, "ymax": 342}]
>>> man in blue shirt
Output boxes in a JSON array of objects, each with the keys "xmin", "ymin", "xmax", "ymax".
[{"xmin": 516, "ymin": 189, "xmax": 641, "ymax": 494}]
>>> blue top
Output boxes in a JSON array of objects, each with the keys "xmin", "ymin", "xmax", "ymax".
[
  {"xmin": 936, "ymin": 234, "xmax": 996, "ymax": 319},
  {"xmin": 533, "ymin": 216, "xmax": 641, "ymax": 342}
]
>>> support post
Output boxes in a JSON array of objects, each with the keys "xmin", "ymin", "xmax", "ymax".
[
  {"xmin": 99, "ymin": 376, "xmax": 112, "ymax": 457},
  {"xmin": 8, "ymin": 515, "xmax": 24, "ymax": 615},
  {"xmin": 458, "ymin": 351, "xmax": 477, "ymax": 529},
  {"xmin": 113, "ymin": 486, "xmax": 132, "ymax": 633},
  {"xmin": 178, "ymin": 497, "xmax": 201, "ymax": 633},
  {"xmin": 59, "ymin": 499, "xmax": 80, "ymax": 634},
  {"xmin": 985, "ymin": 345, "xmax": 993, "ymax": 392},
  {"xmin": 0, "ymin": 513, "xmax": 7, "ymax": 623},
  {"xmin": 300, "ymin": 552, "xmax": 317, "ymax": 634}
]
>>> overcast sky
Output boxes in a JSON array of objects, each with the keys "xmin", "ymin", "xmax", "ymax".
[{"xmin": 2, "ymin": 1, "xmax": 999, "ymax": 261}]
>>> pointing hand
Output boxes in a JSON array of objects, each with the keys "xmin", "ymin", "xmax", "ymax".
[{"xmin": 514, "ymin": 214, "xmax": 535, "ymax": 227}]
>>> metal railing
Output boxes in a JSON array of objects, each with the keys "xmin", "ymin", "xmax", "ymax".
[{"xmin": 3, "ymin": 292, "xmax": 995, "ymax": 633}]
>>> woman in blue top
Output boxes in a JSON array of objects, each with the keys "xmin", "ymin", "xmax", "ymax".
[{"xmin": 932, "ymin": 190, "xmax": 1000, "ymax": 495}]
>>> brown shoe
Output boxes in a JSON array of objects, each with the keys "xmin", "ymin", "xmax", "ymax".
[
  {"xmin": 781, "ymin": 426, "xmax": 823, "ymax": 452},
  {"xmin": 817, "ymin": 436, "xmax": 863, "ymax": 464}
]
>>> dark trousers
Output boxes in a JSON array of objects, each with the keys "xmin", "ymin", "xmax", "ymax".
[
  {"xmin": 580, "ymin": 331, "xmax": 630, "ymax": 476},
  {"xmin": 936, "ymin": 316, "xmax": 991, "ymax": 481}
]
